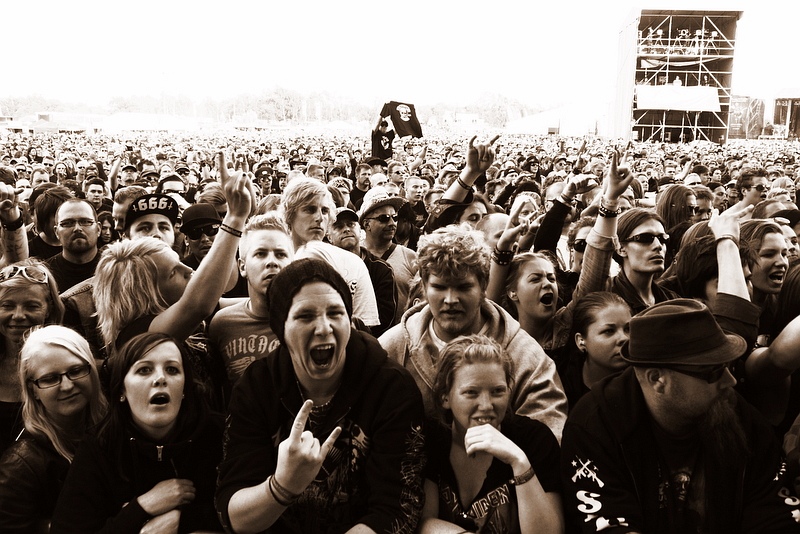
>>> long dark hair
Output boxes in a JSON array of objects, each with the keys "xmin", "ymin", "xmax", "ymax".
[{"xmin": 97, "ymin": 332, "xmax": 208, "ymax": 478}]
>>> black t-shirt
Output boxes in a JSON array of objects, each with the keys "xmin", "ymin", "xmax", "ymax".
[
  {"xmin": 424, "ymin": 415, "xmax": 562, "ymax": 532},
  {"xmin": 28, "ymin": 235, "xmax": 62, "ymax": 261},
  {"xmin": 371, "ymin": 129, "xmax": 395, "ymax": 160},
  {"xmin": 45, "ymin": 252, "xmax": 100, "ymax": 293}
]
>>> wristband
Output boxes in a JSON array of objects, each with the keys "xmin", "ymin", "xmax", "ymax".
[
  {"xmin": 492, "ymin": 247, "xmax": 514, "ymax": 266},
  {"xmin": 559, "ymin": 193, "xmax": 575, "ymax": 206},
  {"xmin": 600, "ymin": 197, "xmax": 619, "ymax": 210},
  {"xmin": 268, "ymin": 475, "xmax": 300, "ymax": 506},
  {"xmin": 1, "ymin": 215, "xmax": 23, "ymax": 231},
  {"xmin": 220, "ymin": 223, "xmax": 243, "ymax": 237},
  {"xmin": 597, "ymin": 204, "xmax": 618, "ymax": 218},
  {"xmin": 509, "ymin": 466, "xmax": 536, "ymax": 486},
  {"xmin": 456, "ymin": 176, "xmax": 472, "ymax": 191},
  {"xmin": 715, "ymin": 234, "xmax": 738, "ymax": 247}
]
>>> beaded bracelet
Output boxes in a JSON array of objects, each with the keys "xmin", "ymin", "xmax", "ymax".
[
  {"xmin": 220, "ymin": 223, "xmax": 243, "ymax": 238},
  {"xmin": 492, "ymin": 248, "xmax": 514, "ymax": 266},
  {"xmin": 509, "ymin": 466, "xmax": 536, "ymax": 486}
]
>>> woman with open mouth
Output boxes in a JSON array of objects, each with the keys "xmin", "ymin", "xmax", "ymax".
[
  {"xmin": 487, "ymin": 151, "xmax": 634, "ymax": 361},
  {"xmin": 51, "ymin": 332, "xmax": 225, "ymax": 533},
  {"xmin": 217, "ymin": 258, "xmax": 426, "ymax": 534}
]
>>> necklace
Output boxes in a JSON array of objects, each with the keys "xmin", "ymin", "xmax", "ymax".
[{"xmin": 296, "ymin": 380, "xmax": 337, "ymax": 430}]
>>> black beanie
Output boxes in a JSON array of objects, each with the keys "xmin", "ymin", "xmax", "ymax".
[{"xmin": 267, "ymin": 258, "xmax": 353, "ymax": 343}]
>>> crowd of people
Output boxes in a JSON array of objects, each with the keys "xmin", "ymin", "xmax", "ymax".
[{"xmin": 1, "ymin": 122, "xmax": 800, "ymax": 532}]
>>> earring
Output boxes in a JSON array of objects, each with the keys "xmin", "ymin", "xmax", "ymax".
[{"xmin": 119, "ymin": 395, "xmax": 125, "ymax": 402}]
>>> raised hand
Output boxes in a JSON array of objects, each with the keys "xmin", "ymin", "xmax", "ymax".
[
  {"xmin": 0, "ymin": 183, "xmax": 21, "ymax": 222},
  {"xmin": 465, "ymin": 135, "xmax": 501, "ymax": 174},
  {"xmin": 604, "ymin": 150, "xmax": 635, "ymax": 201},
  {"xmin": 709, "ymin": 201, "xmax": 752, "ymax": 240},
  {"xmin": 136, "ymin": 478, "xmax": 196, "ymax": 516},
  {"xmin": 274, "ymin": 400, "xmax": 342, "ymax": 495},
  {"xmin": 217, "ymin": 151, "xmax": 253, "ymax": 220}
]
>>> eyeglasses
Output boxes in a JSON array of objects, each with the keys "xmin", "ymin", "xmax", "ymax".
[
  {"xmin": 687, "ymin": 205, "xmax": 699, "ymax": 215},
  {"xmin": 30, "ymin": 364, "xmax": 91, "ymax": 389},
  {"xmin": 668, "ymin": 363, "xmax": 731, "ymax": 383},
  {"xmin": 625, "ymin": 232, "xmax": 669, "ymax": 245},
  {"xmin": 572, "ymin": 239, "xmax": 587, "ymax": 253},
  {"xmin": 184, "ymin": 224, "xmax": 220, "ymax": 240},
  {"xmin": 366, "ymin": 214, "xmax": 398, "ymax": 224},
  {"xmin": 176, "ymin": 169, "xmax": 190, "ymax": 176},
  {"xmin": 58, "ymin": 218, "xmax": 96, "ymax": 229},
  {"xmin": 0, "ymin": 265, "xmax": 49, "ymax": 284},
  {"xmin": 749, "ymin": 183, "xmax": 767, "ymax": 192}
]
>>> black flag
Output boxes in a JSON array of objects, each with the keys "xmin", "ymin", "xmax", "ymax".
[{"xmin": 380, "ymin": 101, "xmax": 423, "ymax": 138}]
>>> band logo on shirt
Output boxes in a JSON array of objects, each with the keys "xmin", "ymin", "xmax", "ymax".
[{"xmin": 572, "ymin": 456, "xmax": 605, "ymax": 488}]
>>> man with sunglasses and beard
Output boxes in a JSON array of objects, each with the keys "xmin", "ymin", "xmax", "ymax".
[{"xmin": 561, "ymin": 298, "xmax": 800, "ymax": 533}]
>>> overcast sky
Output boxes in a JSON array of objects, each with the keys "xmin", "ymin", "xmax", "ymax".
[{"xmin": 4, "ymin": 0, "xmax": 796, "ymax": 115}]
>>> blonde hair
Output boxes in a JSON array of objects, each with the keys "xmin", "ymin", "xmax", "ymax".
[
  {"xmin": 0, "ymin": 259, "xmax": 64, "ymax": 325},
  {"xmin": 19, "ymin": 325, "xmax": 107, "ymax": 461},
  {"xmin": 94, "ymin": 239, "xmax": 171, "ymax": 348}
]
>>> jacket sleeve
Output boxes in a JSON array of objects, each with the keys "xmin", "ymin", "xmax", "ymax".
[
  {"xmin": 214, "ymin": 362, "xmax": 278, "ymax": 532},
  {"xmin": 560, "ymin": 414, "xmax": 646, "ymax": 534},
  {"xmin": 507, "ymin": 334, "xmax": 569, "ymax": 442},
  {"xmin": 0, "ymin": 441, "xmax": 52, "ymax": 533},
  {"xmin": 534, "ymin": 199, "xmax": 571, "ymax": 255},
  {"xmin": 50, "ymin": 440, "xmax": 151, "ymax": 534},
  {"xmin": 357, "ymin": 364, "xmax": 426, "ymax": 534}
]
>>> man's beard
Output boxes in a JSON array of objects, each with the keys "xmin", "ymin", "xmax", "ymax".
[{"xmin": 698, "ymin": 389, "xmax": 750, "ymax": 468}]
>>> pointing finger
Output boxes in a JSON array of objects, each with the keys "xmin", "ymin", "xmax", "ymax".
[{"xmin": 468, "ymin": 135, "xmax": 477, "ymax": 150}]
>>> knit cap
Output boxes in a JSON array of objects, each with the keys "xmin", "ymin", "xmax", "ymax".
[{"xmin": 267, "ymin": 258, "xmax": 353, "ymax": 343}]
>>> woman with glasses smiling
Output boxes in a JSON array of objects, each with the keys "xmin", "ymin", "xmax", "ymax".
[
  {"xmin": 0, "ymin": 325, "xmax": 106, "ymax": 533},
  {"xmin": 0, "ymin": 260, "xmax": 64, "ymax": 456}
]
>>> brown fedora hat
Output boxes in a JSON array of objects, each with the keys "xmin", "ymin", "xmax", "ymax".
[{"xmin": 622, "ymin": 298, "xmax": 746, "ymax": 366}]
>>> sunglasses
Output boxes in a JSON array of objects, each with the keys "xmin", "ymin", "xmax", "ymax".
[
  {"xmin": 572, "ymin": 239, "xmax": 587, "ymax": 253},
  {"xmin": 668, "ymin": 363, "xmax": 731, "ymax": 383},
  {"xmin": 749, "ymin": 183, "xmax": 767, "ymax": 192},
  {"xmin": 0, "ymin": 265, "xmax": 49, "ymax": 284},
  {"xmin": 30, "ymin": 364, "xmax": 91, "ymax": 389},
  {"xmin": 625, "ymin": 232, "xmax": 669, "ymax": 245},
  {"xmin": 184, "ymin": 224, "xmax": 220, "ymax": 240},
  {"xmin": 366, "ymin": 214, "xmax": 398, "ymax": 224},
  {"xmin": 687, "ymin": 205, "xmax": 699, "ymax": 215}
]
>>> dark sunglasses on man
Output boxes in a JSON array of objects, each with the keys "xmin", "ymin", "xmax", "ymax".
[{"xmin": 184, "ymin": 224, "xmax": 220, "ymax": 240}]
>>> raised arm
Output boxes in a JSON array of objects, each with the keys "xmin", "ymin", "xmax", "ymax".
[
  {"xmin": 150, "ymin": 152, "xmax": 251, "ymax": 341},
  {"xmin": 0, "ymin": 183, "xmax": 28, "ymax": 266},
  {"xmin": 441, "ymin": 135, "xmax": 499, "ymax": 203}
]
